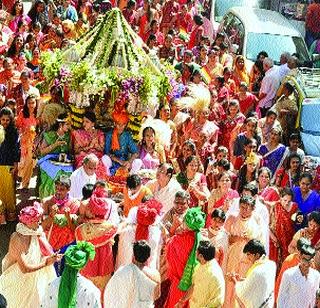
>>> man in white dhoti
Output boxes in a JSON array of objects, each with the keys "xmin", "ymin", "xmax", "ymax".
[
  {"xmin": 104, "ymin": 240, "xmax": 161, "ymax": 308},
  {"xmin": 146, "ymin": 163, "xmax": 181, "ymax": 215},
  {"xmin": 232, "ymin": 239, "xmax": 276, "ymax": 308},
  {"xmin": 116, "ymin": 199, "xmax": 163, "ymax": 270},
  {"xmin": 277, "ymin": 244, "xmax": 320, "ymax": 308},
  {"xmin": 41, "ymin": 241, "xmax": 101, "ymax": 308},
  {"xmin": 0, "ymin": 203, "xmax": 59, "ymax": 308}
]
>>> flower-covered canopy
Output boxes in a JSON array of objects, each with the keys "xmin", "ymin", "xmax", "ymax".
[{"xmin": 40, "ymin": 8, "xmax": 171, "ymax": 119}]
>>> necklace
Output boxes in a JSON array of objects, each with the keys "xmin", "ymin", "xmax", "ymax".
[{"xmin": 186, "ymin": 172, "xmax": 195, "ymax": 182}]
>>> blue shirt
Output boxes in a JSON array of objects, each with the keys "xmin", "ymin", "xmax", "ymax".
[
  {"xmin": 105, "ymin": 130, "xmax": 138, "ymax": 161},
  {"xmin": 293, "ymin": 186, "xmax": 320, "ymax": 214}
]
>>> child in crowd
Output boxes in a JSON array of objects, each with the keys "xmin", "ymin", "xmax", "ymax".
[{"xmin": 122, "ymin": 174, "xmax": 152, "ymax": 217}]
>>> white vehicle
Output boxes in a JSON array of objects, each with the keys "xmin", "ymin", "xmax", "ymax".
[
  {"xmin": 210, "ymin": 0, "xmax": 266, "ymax": 24},
  {"xmin": 218, "ymin": 7, "xmax": 311, "ymax": 66},
  {"xmin": 294, "ymin": 68, "xmax": 320, "ymax": 158}
]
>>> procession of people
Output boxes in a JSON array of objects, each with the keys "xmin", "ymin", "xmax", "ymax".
[{"xmin": 0, "ymin": 0, "xmax": 320, "ymax": 307}]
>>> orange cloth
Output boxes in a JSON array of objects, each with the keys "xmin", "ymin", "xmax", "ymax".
[
  {"xmin": 111, "ymin": 110, "xmax": 129, "ymax": 151},
  {"xmin": 111, "ymin": 127, "xmax": 121, "ymax": 151},
  {"xmin": 274, "ymin": 253, "xmax": 299, "ymax": 302},
  {"xmin": 0, "ymin": 69, "xmax": 20, "ymax": 95},
  {"xmin": 123, "ymin": 186, "xmax": 152, "ymax": 217}
]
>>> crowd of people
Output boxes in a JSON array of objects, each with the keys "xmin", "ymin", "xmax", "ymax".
[{"xmin": 0, "ymin": 0, "xmax": 320, "ymax": 307}]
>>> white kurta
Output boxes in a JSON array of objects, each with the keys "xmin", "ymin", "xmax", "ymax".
[
  {"xmin": 116, "ymin": 207, "xmax": 162, "ymax": 271},
  {"xmin": 69, "ymin": 166, "xmax": 96, "ymax": 199},
  {"xmin": 236, "ymin": 259, "xmax": 276, "ymax": 308},
  {"xmin": 0, "ymin": 224, "xmax": 56, "ymax": 308},
  {"xmin": 277, "ymin": 265, "xmax": 320, "ymax": 308},
  {"xmin": 41, "ymin": 274, "xmax": 101, "ymax": 308},
  {"xmin": 104, "ymin": 264, "xmax": 157, "ymax": 308}
]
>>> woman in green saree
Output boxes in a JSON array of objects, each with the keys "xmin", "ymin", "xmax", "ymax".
[{"xmin": 38, "ymin": 114, "xmax": 73, "ymax": 199}]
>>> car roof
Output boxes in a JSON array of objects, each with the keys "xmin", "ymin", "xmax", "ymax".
[{"xmin": 227, "ymin": 7, "xmax": 302, "ymax": 37}]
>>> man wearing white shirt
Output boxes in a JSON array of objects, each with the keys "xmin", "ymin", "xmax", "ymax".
[
  {"xmin": 258, "ymin": 57, "xmax": 281, "ymax": 117},
  {"xmin": 277, "ymin": 52, "xmax": 291, "ymax": 81},
  {"xmin": 104, "ymin": 241, "xmax": 160, "ymax": 308},
  {"xmin": 233, "ymin": 239, "xmax": 276, "ymax": 308},
  {"xmin": 277, "ymin": 244, "xmax": 320, "ymax": 308},
  {"xmin": 69, "ymin": 153, "xmax": 98, "ymax": 199},
  {"xmin": 146, "ymin": 163, "xmax": 181, "ymax": 215}
]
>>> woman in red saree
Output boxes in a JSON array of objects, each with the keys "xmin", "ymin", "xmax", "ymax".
[
  {"xmin": 208, "ymin": 172, "xmax": 239, "ymax": 215},
  {"xmin": 236, "ymin": 82, "xmax": 258, "ymax": 116},
  {"xmin": 218, "ymin": 99, "xmax": 245, "ymax": 152},
  {"xmin": 72, "ymin": 111, "xmax": 106, "ymax": 179},
  {"xmin": 223, "ymin": 67, "xmax": 237, "ymax": 98},
  {"xmin": 172, "ymin": 140, "xmax": 197, "ymax": 174},
  {"xmin": 269, "ymin": 188, "xmax": 297, "ymax": 266},
  {"xmin": 187, "ymin": 15, "xmax": 204, "ymax": 49},
  {"xmin": 275, "ymin": 153, "xmax": 302, "ymax": 190},
  {"xmin": 137, "ymin": 0, "xmax": 154, "ymax": 41},
  {"xmin": 165, "ymin": 207, "xmax": 206, "ymax": 308},
  {"xmin": 257, "ymin": 167, "xmax": 280, "ymax": 204},
  {"xmin": 176, "ymin": 155, "xmax": 210, "ymax": 208}
]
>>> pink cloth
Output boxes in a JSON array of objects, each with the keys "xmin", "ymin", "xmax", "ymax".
[
  {"xmin": 18, "ymin": 202, "xmax": 43, "ymax": 225},
  {"xmin": 8, "ymin": 15, "xmax": 31, "ymax": 32},
  {"xmin": 259, "ymin": 186, "xmax": 280, "ymax": 202},
  {"xmin": 72, "ymin": 129, "xmax": 107, "ymax": 179},
  {"xmin": 139, "ymin": 147, "xmax": 160, "ymax": 170}
]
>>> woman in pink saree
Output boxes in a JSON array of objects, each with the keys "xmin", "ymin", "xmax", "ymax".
[{"xmin": 72, "ymin": 111, "xmax": 106, "ymax": 179}]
